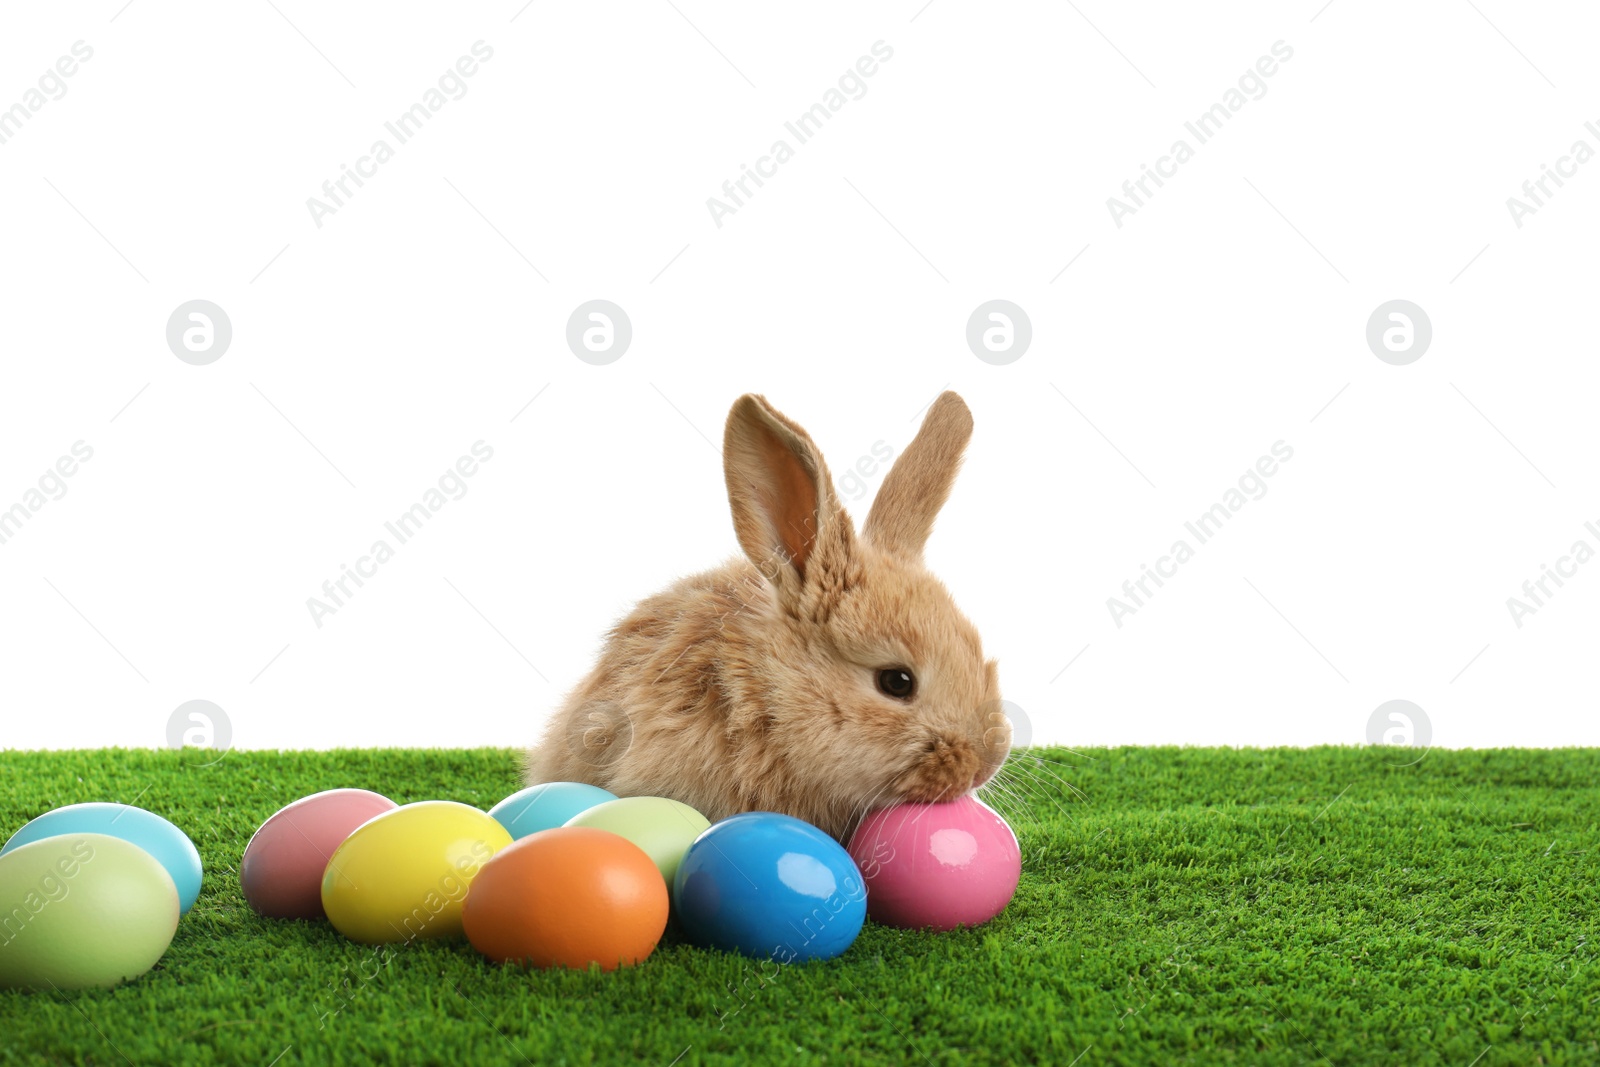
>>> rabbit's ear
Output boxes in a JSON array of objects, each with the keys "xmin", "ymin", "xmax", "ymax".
[
  {"xmin": 724, "ymin": 394, "xmax": 853, "ymax": 595},
  {"xmin": 863, "ymin": 391, "xmax": 973, "ymax": 559}
]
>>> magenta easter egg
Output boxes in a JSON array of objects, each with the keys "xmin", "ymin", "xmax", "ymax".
[
  {"xmin": 240, "ymin": 789, "xmax": 397, "ymax": 919},
  {"xmin": 847, "ymin": 796, "xmax": 1020, "ymax": 931}
]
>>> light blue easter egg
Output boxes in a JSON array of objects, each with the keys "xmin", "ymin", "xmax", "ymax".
[
  {"xmin": 0, "ymin": 803, "xmax": 203, "ymax": 915},
  {"xmin": 488, "ymin": 783, "xmax": 617, "ymax": 840}
]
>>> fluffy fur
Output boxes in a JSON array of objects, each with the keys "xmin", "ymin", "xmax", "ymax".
[{"xmin": 526, "ymin": 391, "xmax": 1006, "ymax": 842}]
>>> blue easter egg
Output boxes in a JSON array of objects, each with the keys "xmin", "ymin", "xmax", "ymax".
[
  {"xmin": 0, "ymin": 803, "xmax": 204, "ymax": 915},
  {"xmin": 672, "ymin": 812, "xmax": 866, "ymax": 962},
  {"xmin": 488, "ymin": 783, "xmax": 617, "ymax": 840}
]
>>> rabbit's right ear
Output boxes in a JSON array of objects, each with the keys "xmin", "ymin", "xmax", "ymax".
[{"xmin": 724, "ymin": 394, "xmax": 855, "ymax": 607}]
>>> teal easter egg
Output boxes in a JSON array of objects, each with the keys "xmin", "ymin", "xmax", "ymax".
[
  {"xmin": 488, "ymin": 783, "xmax": 616, "ymax": 840},
  {"xmin": 1, "ymin": 803, "xmax": 203, "ymax": 915}
]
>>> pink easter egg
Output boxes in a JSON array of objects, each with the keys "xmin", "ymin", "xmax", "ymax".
[
  {"xmin": 240, "ymin": 788, "xmax": 397, "ymax": 919},
  {"xmin": 847, "ymin": 795, "xmax": 1020, "ymax": 931}
]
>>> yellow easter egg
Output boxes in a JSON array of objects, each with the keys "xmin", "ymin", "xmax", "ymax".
[{"xmin": 320, "ymin": 801, "xmax": 511, "ymax": 945}]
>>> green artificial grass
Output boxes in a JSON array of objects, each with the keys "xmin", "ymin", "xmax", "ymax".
[{"xmin": 1, "ymin": 746, "xmax": 1597, "ymax": 1066}]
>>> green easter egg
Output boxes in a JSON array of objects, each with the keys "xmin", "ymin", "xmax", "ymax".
[
  {"xmin": 0, "ymin": 833, "xmax": 180, "ymax": 991},
  {"xmin": 563, "ymin": 797, "xmax": 711, "ymax": 886}
]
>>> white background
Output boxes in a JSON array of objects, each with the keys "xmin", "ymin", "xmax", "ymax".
[{"xmin": 1, "ymin": 1, "xmax": 1596, "ymax": 751}]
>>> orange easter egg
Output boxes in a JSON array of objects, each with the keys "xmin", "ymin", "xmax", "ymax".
[{"xmin": 462, "ymin": 827, "xmax": 668, "ymax": 971}]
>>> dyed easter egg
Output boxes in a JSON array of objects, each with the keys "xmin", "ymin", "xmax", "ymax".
[
  {"xmin": 674, "ymin": 813, "xmax": 865, "ymax": 962},
  {"xmin": 847, "ymin": 796, "xmax": 1020, "ymax": 931},
  {"xmin": 463, "ymin": 827, "xmax": 668, "ymax": 971},
  {"xmin": 562, "ymin": 797, "xmax": 709, "ymax": 886},
  {"xmin": 0, "ymin": 834, "xmax": 180, "ymax": 990},
  {"xmin": 1, "ymin": 803, "xmax": 203, "ymax": 916},
  {"xmin": 488, "ymin": 783, "xmax": 616, "ymax": 841},
  {"xmin": 240, "ymin": 789, "xmax": 398, "ymax": 919},
  {"xmin": 321, "ymin": 801, "xmax": 511, "ymax": 945}
]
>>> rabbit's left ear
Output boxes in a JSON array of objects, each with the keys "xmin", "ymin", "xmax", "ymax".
[{"xmin": 863, "ymin": 391, "xmax": 973, "ymax": 559}]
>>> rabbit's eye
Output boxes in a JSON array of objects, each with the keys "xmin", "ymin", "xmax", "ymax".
[{"xmin": 877, "ymin": 668, "xmax": 916, "ymax": 700}]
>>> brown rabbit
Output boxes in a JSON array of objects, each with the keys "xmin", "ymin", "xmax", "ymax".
[{"xmin": 525, "ymin": 391, "xmax": 1007, "ymax": 842}]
